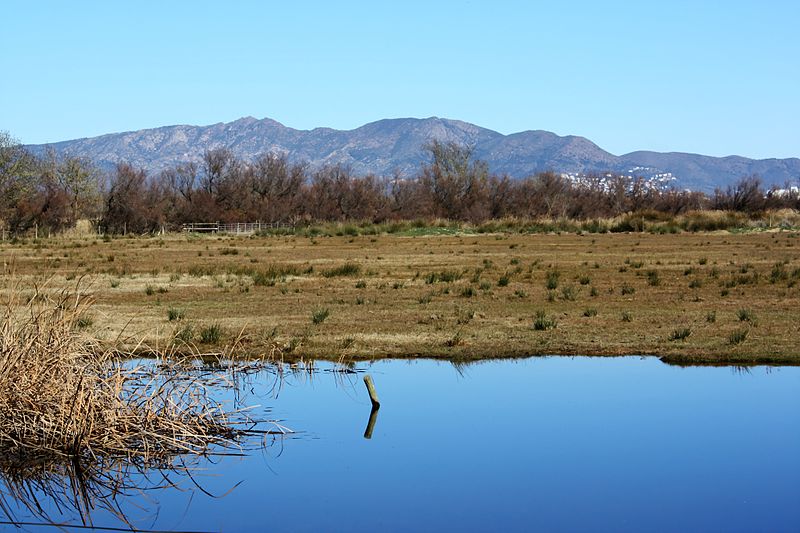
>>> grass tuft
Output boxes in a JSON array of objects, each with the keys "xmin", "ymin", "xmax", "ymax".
[
  {"xmin": 729, "ymin": 328, "xmax": 749, "ymax": 345},
  {"xmin": 532, "ymin": 310, "xmax": 557, "ymax": 331},
  {"xmin": 668, "ymin": 327, "xmax": 692, "ymax": 341},
  {"xmin": 312, "ymin": 308, "xmax": 330, "ymax": 325},
  {"xmin": 322, "ymin": 263, "xmax": 361, "ymax": 278}
]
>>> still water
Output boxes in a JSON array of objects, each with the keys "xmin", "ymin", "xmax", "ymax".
[{"xmin": 4, "ymin": 356, "xmax": 799, "ymax": 532}]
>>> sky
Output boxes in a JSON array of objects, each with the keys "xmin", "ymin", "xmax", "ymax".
[{"xmin": 1, "ymin": 0, "xmax": 798, "ymax": 159}]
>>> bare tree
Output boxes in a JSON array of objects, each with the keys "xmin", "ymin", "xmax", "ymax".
[
  {"xmin": 248, "ymin": 154, "xmax": 306, "ymax": 222},
  {"xmin": 101, "ymin": 164, "xmax": 167, "ymax": 234},
  {"xmin": 419, "ymin": 141, "xmax": 490, "ymax": 221},
  {"xmin": 0, "ymin": 131, "xmax": 39, "ymax": 231}
]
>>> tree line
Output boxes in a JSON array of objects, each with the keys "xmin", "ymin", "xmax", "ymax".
[{"xmin": 1, "ymin": 131, "xmax": 798, "ymax": 235}]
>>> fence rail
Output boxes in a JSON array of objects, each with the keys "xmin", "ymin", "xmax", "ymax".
[{"xmin": 181, "ymin": 222, "xmax": 294, "ymax": 234}]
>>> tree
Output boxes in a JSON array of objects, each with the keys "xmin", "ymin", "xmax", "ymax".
[
  {"xmin": 40, "ymin": 149, "xmax": 101, "ymax": 224},
  {"xmin": 247, "ymin": 154, "xmax": 306, "ymax": 222},
  {"xmin": 419, "ymin": 141, "xmax": 490, "ymax": 221},
  {"xmin": 0, "ymin": 131, "xmax": 39, "ymax": 231},
  {"xmin": 713, "ymin": 175, "xmax": 765, "ymax": 212},
  {"xmin": 101, "ymin": 163, "xmax": 167, "ymax": 234}
]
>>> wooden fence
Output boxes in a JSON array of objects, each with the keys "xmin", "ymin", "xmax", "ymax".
[{"xmin": 181, "ymin": 222, "xmax": 294, "ymax": 235}]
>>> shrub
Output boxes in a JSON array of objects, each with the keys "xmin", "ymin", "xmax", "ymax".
[
  {"xmin": 545, "ymin": 271, "xmax": 560, "ymax": 290},
  {"xmin": 497, "ymin": 275, "xmax": 510, "ymax": 287},
  {"xmin": 646, "ymin": 270, "xmax": 660, "ymax": 286},
  {"xmin": 621, "ymin": 311, "xmax": 633, "ymax": 322},
  {"xmin": 583, "ymin": 308, "xmax": 597, "ymax": 317}
]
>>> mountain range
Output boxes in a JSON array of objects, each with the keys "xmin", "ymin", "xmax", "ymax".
[{"xmin": 30, "ymin": 116, "xmax": 800, "ymax": 192}]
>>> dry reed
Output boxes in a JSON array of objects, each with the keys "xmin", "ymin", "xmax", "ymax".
[
  {"xmin": 0, "ymin": 281, "xmax": 285, "ymax": 527},
  {"xmin": 0, "ymin": 282, "xmax": 256, "ymax": 464}
]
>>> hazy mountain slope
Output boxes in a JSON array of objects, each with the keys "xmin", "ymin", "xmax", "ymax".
[
  {"xmin": 31, "ymin": 117, "xmax": 800, "ymax": 192},
  {"xmin": 619, "ymin": 151, "xmax": 800, "ymax": 191}
]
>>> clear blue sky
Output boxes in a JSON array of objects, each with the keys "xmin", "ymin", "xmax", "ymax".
[{"xmin": 2, "ymin": 0, "xmax": 798, "ymax": 159}]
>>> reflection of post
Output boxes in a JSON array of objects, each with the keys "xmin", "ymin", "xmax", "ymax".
[
  {"xmin": 362, "ymin": 375, "xmax": 381, "ymax": 439},
  {"xmin": 363, "ymin": 375, "xmax": 380, "ymax": 409},
  {"xmin": 363, "ymin": 406, "xmax": 379, "ymax": 439}
]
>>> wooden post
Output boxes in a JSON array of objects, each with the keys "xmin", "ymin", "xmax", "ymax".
[{"xmin": 363, "ymin": 375, "xmax": 380, "ymax": 409}]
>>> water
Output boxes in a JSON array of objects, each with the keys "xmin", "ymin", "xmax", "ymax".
[{"xmin": 3, "ymin": 357, "xmax": 798, "ymax": 532}]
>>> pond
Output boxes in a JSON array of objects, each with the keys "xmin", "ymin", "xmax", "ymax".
[{"xmin": 3, "ymin": 356, "xmax": 798, "ymax": 532}]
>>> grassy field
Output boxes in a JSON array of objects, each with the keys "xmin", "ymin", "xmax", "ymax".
[{"xmin": 2, "ymin": 225, "xmax": 799, "ymax": 365}]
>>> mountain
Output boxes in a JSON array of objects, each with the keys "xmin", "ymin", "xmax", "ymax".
[{"xmin": 30, "ymin": 117, "xmax": 800, "ymax": 192}]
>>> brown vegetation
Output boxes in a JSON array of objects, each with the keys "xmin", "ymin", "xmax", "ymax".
[
  {"xmin": 2, "ymin": 131, "xmax": 799, "ymax": 237},
  {"xmin": 2, "ymin": 226, "xmax": 798, "ymax": 365},
  {"xmin": 0, "ymin": 284, "xmax": 252, "ymax": 460}
]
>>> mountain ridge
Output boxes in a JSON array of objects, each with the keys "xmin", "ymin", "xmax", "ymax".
[{"xmin": 29, "ymin": 116, "xmax": 800, "ymax": 192}]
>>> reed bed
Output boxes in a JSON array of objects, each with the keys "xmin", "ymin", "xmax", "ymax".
[
  {"xmin": 0, "ymin": 284, "xmax": 257, "ymax": 464},
  {"xmin": 0, "ymin": 283, "xmax": 286, "ymax": 527}
]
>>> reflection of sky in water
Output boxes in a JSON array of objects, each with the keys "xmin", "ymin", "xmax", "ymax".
[{"xmin": 5, "ymin": 357, "xmax": 799, "ymax": 532}]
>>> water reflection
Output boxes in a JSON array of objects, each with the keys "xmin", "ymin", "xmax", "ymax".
[
  {"xmin": 363, "ymin": 406, "xmax": 380, "ymax": 439},
  {"xmin": 0, "ymin": 358, "xmax": 290, "ymax": 530},
  {"xmin": 2, "ymin": 356, "xmax": 798, "ymax": 532}
]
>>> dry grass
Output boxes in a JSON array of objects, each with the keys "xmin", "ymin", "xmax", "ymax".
[
  {"xmin": 2, "ymin": 220, "xmax": 799, "ymax": 365},
  {"xmin": 0, "ymin": 280, "xmax": 289, "ymax": 526},
  {"xmin": 0, "ymin": 281, "xmax": 264, "ymax": 463}
]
